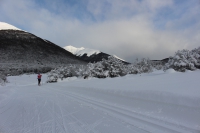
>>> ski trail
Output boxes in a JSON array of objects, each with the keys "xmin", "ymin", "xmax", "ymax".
[
  {"xmin": 48, "ymin": 86, "xmax": 199, "ymax": 133},
  {"xmin": 55, "ymin": 95, "xmax": 68, "ymax": 133},
  {"xmin": 85, "ymin": 117, "xmax": 104, "ymax": 133},
  {"xmin": 24, "ymin": 98, "xmax": 47, "ymax": 133},
  {"xmin": 50, "ymin": 88, "xmax": 166, "ymax": 132},
  {"xmin": 1, "ymin": 76, "xmax": 200, "ymax": 133},
  {"xmin": 0, "ymin": 89, "xmax": 17, "ymax": 114},
  {"xmin": 39, "ymin": 86, "xmax": 89, "ymax": 133},
  {"xmin": 45, "ymin": 86, "xmax": 150, "ymax": 133}
]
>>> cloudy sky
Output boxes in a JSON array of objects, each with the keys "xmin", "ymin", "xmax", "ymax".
[{"xmin": 0, "ymin": 0, "xmax": 200, "ymax": 62}]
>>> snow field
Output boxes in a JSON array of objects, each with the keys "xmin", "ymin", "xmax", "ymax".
[{"xmin": 0, "ymin": 70, "xmax": 200, "ymax": 133}]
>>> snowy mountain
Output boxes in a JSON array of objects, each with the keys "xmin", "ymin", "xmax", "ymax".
[
  {"xmin": 64, "ymin": 46, "xmax": 85, "ymax": 55},
  {"xmin": 0, "ymin": 22, "xmax": 21, "ymax": 30},
  {"xmin": 0, "ymin": 23, "xmax": 86, "ymax": 75},
  {"xmin": 64, "ymin": 45, "xmax": 129, "ymax": 64},
  {"xmin": 64, "ymin": 45, "xmax": 101, "ymax": 56}
]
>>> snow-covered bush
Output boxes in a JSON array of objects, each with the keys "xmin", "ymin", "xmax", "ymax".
[
  {"xmin": 191, "ymin": 47, "xmax": 200, "ymax": 68},
  {"xmin": 0, "ymin": 73, "xmax": 8, "ymax": 86},
  {"xmin": 83, "ymin": 62, "xmax": 108, "ymax": 78},
  {"xmin": 151, "ymin": 60, "xmax": 164, "ymax": 70},
  {"xmin": 83, "ymin": 56, "xmax": 127, "ymax": 78},
  {"xmin": 127, "ymin": 58, "xmax": 154, "ymax": 74},
  {"xmin": 46, "ymin": 69, "xmax": 59, "ymax": 83},
  {"xmin": 101, "ymin": 56, "xmax": 128, "ymax": 77},
  {"xmin": 47, "ymin": 56, "xmax": 166, "ymax": 82},
  {"xmin": 47, "ymin": 56, "xmax": 129, "ymax": 82},
  {"xmin": 164, "ymin": 47, "xmax": 200, "ymax": 72},
  {"xmin": 46, "ymin": 65, "xmax": 87, "ymax": 82}
]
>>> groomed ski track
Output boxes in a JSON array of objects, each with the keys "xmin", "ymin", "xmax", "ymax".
[{"xmin": 0, "ymin": 72, "xmax": 200, "ymax": 133}]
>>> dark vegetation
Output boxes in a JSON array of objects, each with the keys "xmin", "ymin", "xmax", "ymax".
[{"xmin": 0, "ymin": 30, "xmax": 86, "ymax": 76}]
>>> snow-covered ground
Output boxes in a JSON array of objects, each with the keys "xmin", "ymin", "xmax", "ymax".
[{"xmin": 0, "ymin": 69, "xmax": 200, "ymax": 133}]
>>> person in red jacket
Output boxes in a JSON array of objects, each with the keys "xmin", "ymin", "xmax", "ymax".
[{"xmin": 37, "ymin": 73, "xmax": 42, "ymax": 86}]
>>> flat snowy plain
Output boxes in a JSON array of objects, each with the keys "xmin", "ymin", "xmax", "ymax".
[{"xmin": 0, "ymin": 69, "xmax": 200, "ymax": 133}]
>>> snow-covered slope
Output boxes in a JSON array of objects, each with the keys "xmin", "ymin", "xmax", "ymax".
[
  {"xmin": 64, "ymin": 45, "xmax": 101, "ymax": 56},
  {"xmin": 113, "ymin": 55, "xmax": 125, "ymax": 61},
  {"xmin": 0, "ymin": 70, "xmax": 200, "ymax": 133},
  {"xmin": 0, "ymin": 22, "xmax": 21, "ymax": 30},
  {"xmin": 64, "ymin": 45, "xmax": 85, "ymax": 55}
]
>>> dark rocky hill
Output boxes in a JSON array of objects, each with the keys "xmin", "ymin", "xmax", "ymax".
[{"xmin": 0, "ymin": 30, "xmax": 86, "ymax": 75}]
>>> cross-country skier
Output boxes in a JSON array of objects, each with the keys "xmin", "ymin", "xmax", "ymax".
[{"xmin": 37, "ymin": 73, "xmax": 42, "ymax": 86}]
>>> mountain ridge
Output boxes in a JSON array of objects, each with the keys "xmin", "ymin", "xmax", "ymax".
[
  {"xmin": 64, "ymin": 45, "xmax": 101, "ymax": 56},
  {"xmin": 64, "ymin": 45, "xmax": 130, "ymax": 64},
  {"xmin": 0, "ymin": 23, "xmax": 86, "ymax": 75}
]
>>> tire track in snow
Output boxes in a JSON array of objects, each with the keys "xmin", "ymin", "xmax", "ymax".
[
  {"xmin": 69, "ymin": 114, "xmax": 92, "ymax": 133},
  {"xmin": 0, "ymin": 90, "xmax": 22, "ymax": 132},
  {"xmin": 0, "ymin": 90, "xmax": 18, "ymax": 114},
  {"xmin": 36, "ymin": 92, "xmax": 66, "ymax": 132},
  {"xmin": 42, "ymin": 86, "xmax": 101, "ymax": 133},
  {"xmin": 40, "ymin": 87, "xmax": 88, "ymax": 133},
  {"xmin": 42, "ymin": 86, "xmax": 106, "ymax": 133},
  {"xmin": 47, "ymin": 87, "xmax": 150, "ymax": 133},
  {"xmin": 1, "ymin": 82, "xmax": 198, "ymax": 133},
  {"xmin": 48, "ymin": 86, "xmax": 199, "ymax": 133},
  {"xmin": 84, "ymin": 117, "xmax": 104, "ymax": 133},
  {"xmin": 24, "ymin": 98, "xmax": 47, "ymax": 133},
  {"xmin": 7, "ymin": 97, "xmax": 47, "ymax": 133},
  {"xmin": 55, "ymin": 94, "xmax": 68, "ymax": 133}
]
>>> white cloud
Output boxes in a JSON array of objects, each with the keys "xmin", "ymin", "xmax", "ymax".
[
  {"xmin": 143, "ymin": 0, "xmax": 173, "ymax": 11},
  {"xmin": 0, "ymin": 0, "xmax": 200, "ymax": 62}
]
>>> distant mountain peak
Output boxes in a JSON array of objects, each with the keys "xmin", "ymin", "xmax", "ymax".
[
  {"xmin": 64, "ymin": 45, "xmax": 85, "ymax": 55},
  {"xmin": 64, "ymin": 45, "xmax": 129, "ymax": 64},
  {"xmin": 64, "ymin": 45, "xmax": 100, "ymax": 56},
  {"xmin": 0, "ymin": 22, "xmax": 21, "ymax": 31}
]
